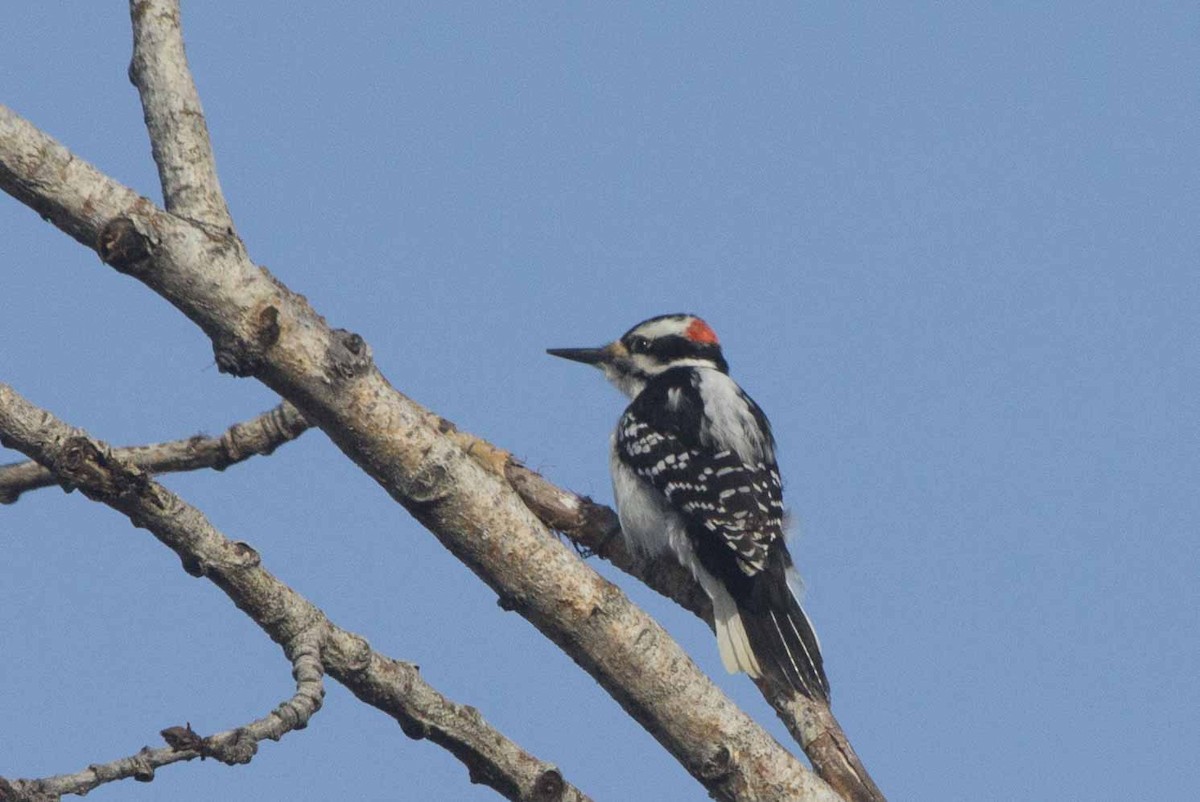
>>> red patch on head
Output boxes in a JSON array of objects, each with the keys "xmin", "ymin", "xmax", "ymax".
[{"xmin": 685, "ymin": 318, "xmax": 720, "ymax": 345}]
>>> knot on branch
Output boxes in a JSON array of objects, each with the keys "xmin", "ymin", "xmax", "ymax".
[
  {"xmin": 281, "ymin": 628, "xmax": 327, "ymax": 732},
  {"xmin": 160, "ymin": 723, "xmax": 203, "ymax": 754},
  {"xmin": 212, "ymin": 303, "xmax": 283, "ymax": 377},
  {"xmin": 55, "ymin": 437, "xmax": 149, "ymax": 502},
  {"xmin": 327, "ymin": 329, "xmax": 373, "ymax": 380},
  {"xmin": 97, "ymin": 217, "xmax": 155, "ymax": 275},
  {"xmin": 179, "ymin": 553, "xmax": 210, "ymax": 577},
  {"xmin": 288, "ymin": 633, "xmax": 325, "ymax": 675},
  {"xmin": 340, "ymin": 634, "xmax": 374, "ymax": 672},
  {"xmin": 405, "ymin": 459, "xmax": 452, "ymax": 513},
  {"xmin": 130, "ymin": 748, "xmax": 155, "ymax": 783},
  {"xmin": 256, "ymin": 305, "xmax": 281, "ymax": 349},
  {"xmin": 397, "ymin": 715, "xmax": 430, "ymax": 741},
  {"xmin": 228, "ymin": 540, "xmax": 262, "ymax": 568},
  {"xmin": 213, "ymin": 334, "xmax": 262, "ymax": 378},
  {"xmin": 699, "ymin": 744, "xmax": 735, "ymax": 781},
  {"xmin": 495, "ymin": 593, "xmax": 521, "ymax": 613},
  {"xmin": 208, "ymin": 728, "xmax": 258, "ymax": 766},
  {"xmin": 271, "ymin": 699, "xmax": 306, "ymax": 735},
  {"xmin": 532, "ymin": 767, "xmax": 566, "ymax": 802},
  {"xmin": 276, "ymin": 685, "xmax": 325, "ymax": 735}
]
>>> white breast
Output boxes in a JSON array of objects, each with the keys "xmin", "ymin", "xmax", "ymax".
[
  {"xmin": 610, "ymin": 436, "xmax": 678, "ymax": 557},
  {"xmin": 611, "ymin": 433, "xmax": 719, "ymax": 583},
  {"xmin": 609, "ymin": 433, "xmax": 756, "ymax": 676}
]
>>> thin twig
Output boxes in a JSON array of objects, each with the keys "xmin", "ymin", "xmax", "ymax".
[
  {"xmin": 2, "ymin": 629, "xmax": 325, "ymax": 800},
  {"xmin": 0, "ymin": 401, "xmax": 310, "ymax": 504},
  {"xmin": 0, "ymin": 383, "xmax": 590, "ymax": 802}
]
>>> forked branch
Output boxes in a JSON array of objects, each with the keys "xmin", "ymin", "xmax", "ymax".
[
  {"xmin": 0, "ymin": 4, "xmax": 865, "ymax": 797},
  {"xmin": 0, "ymin": 383, "xmax": 590, "ymax": 802},
  {"xmin": 0, "ymin": 101, "xmax": 837, "ymax": 802}
]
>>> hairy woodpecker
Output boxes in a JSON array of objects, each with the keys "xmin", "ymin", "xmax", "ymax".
[{"xmin": 548, "ymin": 313, "xmax": 830, "ymax": 701}]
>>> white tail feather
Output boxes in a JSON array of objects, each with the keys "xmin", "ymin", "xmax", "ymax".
[{"xmin": 712, "ymin": 589, "xmax": 761, "ymax": 678}]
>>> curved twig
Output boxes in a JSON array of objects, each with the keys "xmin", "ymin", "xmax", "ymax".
[
  {"xmin": 0, "ymin": 401, "xmax": 310, "ymax": 504},
  {"xmin": 1, "ymin": 628, "xmax": 325, "ymax": 801},
  {"xmin": 0, "ymin": 383, "xmax": 591, "ymax": 802}
]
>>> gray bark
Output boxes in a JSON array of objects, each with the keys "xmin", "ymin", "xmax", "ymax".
[
  {"xmin": 0, "ymin": 383, "xmax": 590, "ymax": 802},
  {"xmin": 0, "ymin": 400, "xmax": 309, "ymax": 504},
  {"xmin": 0, "ymin": 104, "xmax": 839, "ymax": 801}
]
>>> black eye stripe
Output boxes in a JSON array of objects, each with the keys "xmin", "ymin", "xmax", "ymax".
[
  {"xmin": 650, "ymin": 335, "xmax": 718, "ymax": 361},
  {"xmin": 628, "ymin": 335, "xmax": 651, "ymax": 354},
  {"xmin": 621, "ymin": 332, "xmax": 727, "ymax": 373}
]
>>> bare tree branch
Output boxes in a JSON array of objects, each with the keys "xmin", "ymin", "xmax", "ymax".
[
  {"xmin": 128, "ymin": 0, "xmax": 234, "ymax": 231},
  {"xmin": 0, "ymin": 400, "xmax": 310, "ymax": 504},
  {"xmin": 484, "ymin": 447, "xmax": 886, "ymax": 802},
  {"xmin": 0, "ymin": 105, "xmax": 838, "ymax": 801},
  {"xmin": 0, "ymin": 106, "xmax": 150, "ymax": 249},
  {"xmin": 504, "ymin": 460, "xmax": 711, "ymax": 620},
  {"xmin": 0, "ymin": 383, "xmax": 591, "ymax": 802},
  {"xmin": 771, "ymin": 696, "xmax": 885, "ymax": 802},
  {"xmin": 390, "ymin": 395, "xmax": 880, "ymax": 802},
  {"xmin": 1, "ymin": 629, "xmax": 325, "ymax": 801}
]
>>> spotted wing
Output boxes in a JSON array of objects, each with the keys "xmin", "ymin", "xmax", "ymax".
[
  {"xmin": 615, "ymin": 382, "xmax": 784, "ymax": 579},
  {"xmin": 615, "ymin": 371, "xmax": 829, "ymax": 700}
]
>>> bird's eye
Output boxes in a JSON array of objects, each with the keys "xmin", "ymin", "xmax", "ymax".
[{"xmin": 628, "ymin": 336, "xmax": 651, "ymax": 354}]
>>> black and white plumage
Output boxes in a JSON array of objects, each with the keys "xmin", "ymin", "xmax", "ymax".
[{"xmin": 548, "ymin": 313, "xmax": 830, "ymax": 701}]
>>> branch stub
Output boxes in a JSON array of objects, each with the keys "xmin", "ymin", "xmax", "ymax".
[{"xmin": 97, "ymin": 217, "xmax": 154, "ymax": 275}]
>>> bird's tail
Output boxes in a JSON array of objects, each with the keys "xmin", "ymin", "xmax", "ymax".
[
  {"xmin": 736, "ymin": 579, "xmax": 830, "ymax": 702},
  {"xmin": 711, "ymin": 590, "xmax": 763, "ymax": 680}
]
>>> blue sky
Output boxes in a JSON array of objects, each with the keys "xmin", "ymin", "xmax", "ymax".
[{"xmin": 2, "ymin": 4, "xmax": 1198, "ymax": 800}]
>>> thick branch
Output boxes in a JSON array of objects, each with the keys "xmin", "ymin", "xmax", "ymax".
[
  {"xmin": 0, "ymin": 384, "xmax": 589, "ymax": 802},
  {"xmin": 0, "ymin": 106, "xmax": 838, "ymax": 801},
  {"xmin": 505, "ymin": 461, "xmax": 711, "ymax": 620},
  {"xmin": 0, "ymin": 106, "xmax": 151, "ymax": 249},
  {"xmin": 128, "ymin": 0, "xmax": 234, "ymax": 231},
  {"xmin": 480, "ymin": 443, "xmax": 886, "ymax": 802},
  {"xmin": 2, "ymin": 629, "xmax": 325, "ymax": 801},
  {"xmin": 0, "ymin": 400, "xmax": 310, "ymax": 504}
]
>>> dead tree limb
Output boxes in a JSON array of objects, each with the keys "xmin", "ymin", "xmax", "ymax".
[
  {"xmin": 0, "ymin": 400, "xmax": 310, "ymax": 504},
  {"xmin": 128, "ymin": 0, "xmax": 235, "ymax": 231},
  {"xmin": 0, "ymin": 383, "xmax": 591, "ymax": 802},
  {"xmin": 1, "ymin": 629, "xmax": 324, "ymax": 801},
  {"xmin": 0, "ymin": 4, "xmax": 864, "ymax": 796},
  {"xmin": 0, "ymin": 98, "xmax": 837, "ymax": 802},
  {"xmin": 492, "ymin": 449, "xmax": 885, "ymax": 802}
]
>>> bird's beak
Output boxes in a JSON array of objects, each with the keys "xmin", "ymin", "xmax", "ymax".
[{"xmin": 546, "ymin": 342, "xmax": 623, "ymax": 366}]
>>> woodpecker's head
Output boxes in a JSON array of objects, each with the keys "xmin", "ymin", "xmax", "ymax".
[{"xmin": 548, "ymin": 313, "xmax": 729, "ymax": 398}]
